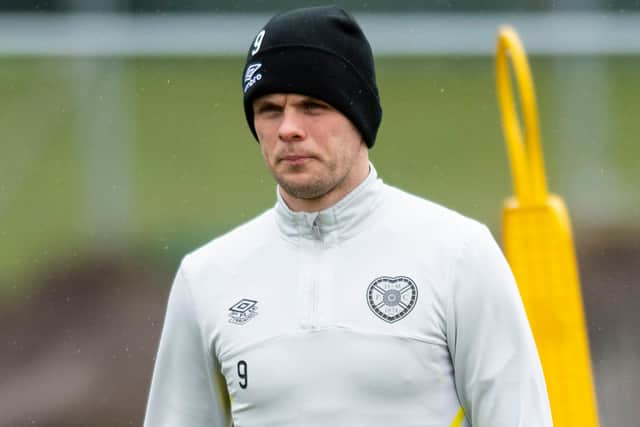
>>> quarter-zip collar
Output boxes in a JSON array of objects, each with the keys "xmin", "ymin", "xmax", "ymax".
[{"xmin": 274, "ymin": 162, "xmax": 383, "ymax": 244}]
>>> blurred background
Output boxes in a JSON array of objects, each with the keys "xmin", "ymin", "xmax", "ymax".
[{"xmin": 1, "ymin": 1, "xmax": 638, "ymax": 426}]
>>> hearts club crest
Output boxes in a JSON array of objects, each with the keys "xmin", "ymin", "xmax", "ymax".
[{"xmin": 367, "ymin": 276, "xmax": 418, "ymax": 323}]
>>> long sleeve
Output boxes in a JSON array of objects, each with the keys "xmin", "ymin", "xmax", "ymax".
[
  {"xmin": 143, "ymin": 266, "xmax": 231, "ymax": 427},
  {"xmin": 447, "ymin": 225, "xmax": 553, "ymax": 427}
]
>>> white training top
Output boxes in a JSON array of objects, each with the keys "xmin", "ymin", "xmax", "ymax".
[{"xmin": 143, "ymin": 164, "xmax": 552, "ymax": 427}]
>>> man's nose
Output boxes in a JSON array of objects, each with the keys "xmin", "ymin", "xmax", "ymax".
[{"xmin": 278, "ymin": 108, "xmax": 306, "ymax": 142}]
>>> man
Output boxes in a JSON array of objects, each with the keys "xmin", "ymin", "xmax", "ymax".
[{"xmin": 144, "ymin": 6, "xmax": 552, "ymax": 427}]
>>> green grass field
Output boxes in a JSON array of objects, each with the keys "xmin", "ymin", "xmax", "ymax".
[{"xmin": 1, "ymin": 55, "xmax": 639, "ymax": 290}]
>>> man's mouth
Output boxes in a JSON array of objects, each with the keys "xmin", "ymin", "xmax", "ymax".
[{"xmin": 280, "ymin": 155, "xmax": 314, "ymax": 165}]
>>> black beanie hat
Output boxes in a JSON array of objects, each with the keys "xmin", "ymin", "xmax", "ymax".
[{"xmin": 241, "ymin": 5, "xmax": 382, "ymax": 148}]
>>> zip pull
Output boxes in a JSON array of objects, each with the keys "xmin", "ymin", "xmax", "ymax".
[{"xmin": 311, "ymin": 219, "xmax": 322, "ymax": 240}]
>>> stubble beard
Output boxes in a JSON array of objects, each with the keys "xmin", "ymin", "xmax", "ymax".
[
  {"xmin": 276, "ymin": 162, "xmax": 350, "ymax": 201},
  {"xmin": 278, "ymin": 177, "xmax": 332, "ymax": 200}
]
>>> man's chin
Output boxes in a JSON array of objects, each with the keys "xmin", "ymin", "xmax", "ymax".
[{"xmin": 277, "ymin": 177, "xmax": 331, "ymax": 200}]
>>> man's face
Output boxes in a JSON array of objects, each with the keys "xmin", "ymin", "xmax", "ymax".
[{"xmin": 253, "ymin": 93, "xmax": 367, "ymax": 203}]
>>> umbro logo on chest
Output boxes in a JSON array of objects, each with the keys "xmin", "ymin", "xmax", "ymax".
[
  {"xmin": 228, "ymin": 298, "xmax": 259, "ymax": 325},
  {"xmin": 366, "ymin": 276, "xmax": 418, "ymax": 323}
]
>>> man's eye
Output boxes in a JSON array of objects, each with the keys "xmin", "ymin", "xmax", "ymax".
[
  {"xmin": 256, "ymin": 104, "xmax": 281, "ymax": 114},
  {"xmin": 303, "ymin": 101, "xmax": 327, "ymax": 111}
]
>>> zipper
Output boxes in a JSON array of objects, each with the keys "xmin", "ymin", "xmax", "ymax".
[
  {"xmin": 309, "ymin": 219, "xmax": 321, "ymax": 329},
  {"xmin": 299, "ymin": 218, "xmax": 324, "ymax": 330}
]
